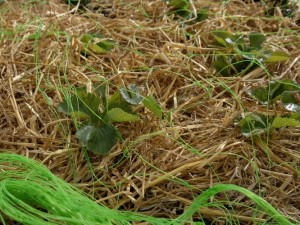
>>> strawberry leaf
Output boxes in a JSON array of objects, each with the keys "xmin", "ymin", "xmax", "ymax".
[
  {"xmin": 143, "ymin": 95, "xmax": 162, "ymax": 120},
  {"xmin": 264, "ymin": 51, "xmax": 289, "ymax": 63},
  {"xmin": 272, "ymin": 116, "xmax": 300, "ymax": 129},
  {"xmin": 239, "ymin": 113, "xmax": 272, "ymax": 138},
  {"xmin": 106, "ymin": 108, "xmax": 140, "ymax": 122},
  {"xmin": 76, "ymin": 124, "xmax": 117, "ymax": 155},
  {"xmin": 120, "ymin": 84, "xmax": 143, "ymax": 105},
  {"xmin": 58, "ymin": 88, "xmax": 101, "ymax": 122},
  {"xmin": 249, "ymin": 32, "xmax": 266, "ymax": 50},
  {"xmin": 107, "ymin": 91, "xmax": 134, "ymax": 113}
]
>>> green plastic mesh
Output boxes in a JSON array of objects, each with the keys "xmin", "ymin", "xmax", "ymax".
[{"xmin": 0, "ymin": 153, "xmax": 298, "ymax": 225}]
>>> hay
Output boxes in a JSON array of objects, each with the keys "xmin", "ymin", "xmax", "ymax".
[{"xmin": 0, "ymin": 0, "xmax": 300, "ymax": 224}]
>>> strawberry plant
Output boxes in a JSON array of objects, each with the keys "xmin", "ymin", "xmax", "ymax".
[
  {"xmin": 211, "ymin": 30, "xmax": 289, "ymax": 76},
  {"xmin": 167, "ymin": 0, "xmax": 209, "ymax": 22},
  {"xmin": 58, "ymin": 83, "xmax": 162, "ymax": 155},
  {"xmin": 237, "ymin": 80, "xmax": 300, "ymax": 137}
]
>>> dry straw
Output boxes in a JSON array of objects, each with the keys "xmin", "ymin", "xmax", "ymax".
[{"xmin": 0, "ymin": 0, "xmax": 300, "ymax": 224}]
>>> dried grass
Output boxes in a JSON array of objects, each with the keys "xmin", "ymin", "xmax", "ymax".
[{"xmin": 0, "ymin": 0, "xmax": 300, "ymax": 224}]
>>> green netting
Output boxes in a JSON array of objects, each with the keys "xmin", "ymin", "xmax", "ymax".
[{"xmin": 0, "ymin": 153, "xmax": 298, "ymax": 225}]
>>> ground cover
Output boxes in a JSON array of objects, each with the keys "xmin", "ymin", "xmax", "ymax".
[{"xmin": 0, "ymin": 0, "xmax": 300, "ymax": 224}]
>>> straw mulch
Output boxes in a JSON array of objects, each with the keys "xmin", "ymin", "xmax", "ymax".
[{"xmin": 1, "ymin": 0, "xmax": 300, "ymax": 224}]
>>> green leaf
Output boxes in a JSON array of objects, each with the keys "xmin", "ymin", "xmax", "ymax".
[
  {"xmin": 249, "ymin": 87, "xmax": 270, "ymax": 104},
  {"xmin": 281, "ymin": 91, "xmax": 300, "ymax": 113},
  {"xmin": 174, "ymin": 8, "xmax": 190, "ymax": 18},
  {"xmin": 142, "ymin": 95, "xmax": 163, "ymax": 120},
  {"xmin": 268, "ymin": 80, "xmax": 300, "ymax": 100},
  {"xmin": 106, "ymin": 108, "xmax": 140, "ymax": 122},
  {"xmin": 80, "ymin": 34, "xmax": 115, "ymax": 55},
  {"xmin": 235, "ymin": 48, "xmax": 256, "ymax": 60},
  {"xmin": 289, "ymin": 112, "xmax": 300, "ymax": 120},
  {"xmin": 96, "ymin": 40, "xmax": 115, "ymax": 52},
  {"xmin": 231, "ymin": 58, "xmax": 255, "ymax": 75},
  {"xmin": 58, "ymin": 89, "xmax": 101, "ymax": 122},
  {"xmin": 249, "ymin": 80, "xmax": 300, "ymax": 104},
  {"xmin": 249, "ymin": 113, "xmax": 269, "ymax": 127},
  {"xmin": 249, "ymin": 81, "xmax": 282, "ymax": 103},
  {"xmin": 195, "ymin": 9, "xmax": 209, "ymax": 22},
  {"xmin": 264, "ymin": 51, "xmax": 289, "ymax": 63},
  {"xmin": 88, "ymin": 43, "xmax": 110, "ymax": 54},
  {"xmin": 213, "ymin": 55, "xmax": 232, "ymax": 76},
  {"xmin": 280, "ymin": 80, "xmax": 300, "ymax": 92},
  {"xmin": 80, "ymin": 34, "xmax": 93, "ymax": 43},
  {"xmin": 76, "ymin": 124, "xmax": 117, "ymax": 155},
  {"xmin": 271, "ymin": 116, "xmax": 300, "ymax": 128},
  {"xmin": 212, "ymin": 30, "xmax": 243, "ymax": 47},
  {"xmin": 93, "ymin": 82, "xmax": 108, "ymax": 107},
  {"xmin": 240, "ymin": 113, "xmax": 271, "ymax": 138},
  {"xmin": 249, "ymin": 32, "xmax": 266, "ymax": 50},
  {"xmin": 107, "ymin": 91, "xmax": 133, "ymax": 113},
  {"xmin": 169, "ymin": 0, "xmax": 189, "ymax": 9},
  {"xmin": 267, "ymin": 80, "xmax": 284, "ymax": 100},
  {"xmin": 120, "ymin": 84, "xmax": 143, "ymax": 105},
  {"xmin": 212, "ymin": 30, "xmax": 234, "ymax": 47}
]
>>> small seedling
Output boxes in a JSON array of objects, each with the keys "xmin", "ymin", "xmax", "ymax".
[
  {"xmin": 211, "ymin": 30, "xmax": 289, "ymax": 76},
  {"xmin": 58, "ymin": 83, "xmax": 162, "ymax": 155},
  {"xmin": 80, "ymin": 33, "xmax": 115, "ymax": 56},
  {"xmin": 167, "ymin": 0, "xmax": 208, "ymax": 22},
  {"xmin": 237, "ymin": 80, "xmax": 300, "ymax": 137}
]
